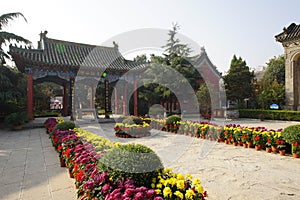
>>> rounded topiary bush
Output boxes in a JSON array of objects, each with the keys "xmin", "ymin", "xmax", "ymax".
[
  {"xmin": 166, "ymin": 114, "xmax": 181, "ymax": 125},
  {"xmin": 98, "ymin": 143, "xmax": 163, "ymax": 187},
  {"xmin": 282, "ymin": 125, "xmax": 300, "ymax": 144},
  {"xmin": 53, "ymin": 121, "xmax": 75, "ymax": 131},
  {"xmin": 165, "ymin": 114, "xmax": 181, "ymax": 131}
]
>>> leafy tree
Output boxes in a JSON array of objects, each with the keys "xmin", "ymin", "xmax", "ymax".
[
  {"xmin": 262, "ymin": 55, "xmax": 285, "ymax": 84},
  {"xmin": 133, "ymin": 54, "xmax": 148, "ymax": 63},
  {"xmin": 0, "ymin": 12, "xmax": 31, "ymax": 64},
  {"xmin": 0, "ymin": 65, "xmax": 27, "ymax": 116},
  {"xmin": 196, "ymin": 83, "xmax": 211, "ymax": 113},
  {"xmin": 257, "ymin": 79, "xmax": 285, "ymax": 109},
  {"xmin": 223, "ymin": 55, "xmax": 254, "ymax": 105}
]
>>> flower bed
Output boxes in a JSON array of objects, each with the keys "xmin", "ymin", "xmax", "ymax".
[
  {"xmin": 44, "ymin": 118, "xmax": 208, "ymax": 200},
  {"xmin": 114, "ymin": 122, "xmax": 151, "ymax": 138},
  {"xmin": 114, "ymin": 116, "xmax": 152, "ymax": 138},
  {"xmin": 149, "ymin": 117, "xmax": 299, "ymax": 158}
]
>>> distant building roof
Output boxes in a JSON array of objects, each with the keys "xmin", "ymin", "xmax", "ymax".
[
  {"xmin": 275, "ymin": 23, "xmax": 300, "ymax": 43},
  {"xmin": 9, "ymin": 31, "xmax": 146, "ymax": 73}
]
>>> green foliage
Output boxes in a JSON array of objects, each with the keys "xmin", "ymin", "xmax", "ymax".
[
  {"xmin": 138, "ymin": 24, "xmax": 200, "ymax": 115},
  {"xmin": 98, "ymin": 143, "xmax": 163, "ymax": 187},
  {"xmin": 282, "ymin": 125, "xmax": 300, "ymax": 144},
  {"xmin": 133, "ymin": 54, "xmax": 148, "ymax": 63},
  {"xmin": 239, "ymin": 109, "xmax": 300, "ymax": 121},
  {"xmin": 196, "ymin": 83, "xmax": 211, "ymax": 113},
  {"xmin": 165, "ymin": 115, "xmax": 181, "ymax": 125},
  {"xmin": 257, "ymin": 79, "xmax": 285, "ymax": 109},
  {"xmin": 4, "ymin": 112, "xmax": 27, "ymax": 127},
  {"xmin": 262, "ymin": 55, "xmax": 285, "ymax": 84},
  {"xmin": 223, "ymin": 55, "xmax": 254, "ymax": 104},
  {"xmin": 34, "ymin": 82, "xmax": 61, "ymax": 111},
  {"xmin": 0, "ymin": 66, "xmax": 26, "ymax": 103},
  {"xmin": 162, "ymin": 23, "xmax": 191, "ymax": 57},
  {"xmin": 53, "ymin": 121, "xmax": 75, "ymax": 131},
  {"xmin": 0, "ymin": 12, "xmax": 31, "ymax": 63}
]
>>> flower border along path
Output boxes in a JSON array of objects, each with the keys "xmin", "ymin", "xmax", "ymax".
[
  {"xmin": 149, "ymin": 117, "xmax": 300, "ymax": 158},
  {"xmin": 44, "ymin": 118, "xmax": 208, "ymax": 200}
]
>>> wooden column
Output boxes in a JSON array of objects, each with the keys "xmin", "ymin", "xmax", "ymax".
[
  {"xmin": 62, "ymin": 83, "xmax": 67, "ymax": 116},
  {"xmin": 69, "ymin": 78, "xmax": 75, "ymax": 121},
  {"xmin": 104, "ymin": 79, "xmax": 110, "ymax": 118},
  {"xmin": 133, "ymin": 79, "xmax": 138, "ymax": 116},
  {"xmin": 27, "ymin": 73, "xmax": 34, "ymax": 120},
  {"xmin": 114, "ymin": 87, "xmax": 118, "ymax": 114},
  {"xmin": 123, "ymin": 83, "xmax": 127, "ymax": 115}
]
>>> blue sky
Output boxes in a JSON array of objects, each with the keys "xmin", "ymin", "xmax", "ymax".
[{"xmin": 2, "ymin": 0, "xmax": 299, "ymax": 73}]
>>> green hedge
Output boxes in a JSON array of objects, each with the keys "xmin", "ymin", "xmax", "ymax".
[
  {"xmin": 239, "ymin": 109, "xmax": 300, "ymax": 121},
  {"xmin": 98, "ymin": 143, "xmax": 163, "ymax": 188}
]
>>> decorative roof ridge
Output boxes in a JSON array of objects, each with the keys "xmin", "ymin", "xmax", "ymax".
[
  {"xmin": 189, "ymin": 48, "xmax": 222, "ymax": 76},
  {"xmin": 43, "ymin": 37, "xmax": 117, "ymax": 51},
  {"xmin": 275, "ymin": 22, "xmax": 300, "ymax": 43},
  {"xmin": 9, "ymin": 44, "xmax": 43, "ymax": 53}
]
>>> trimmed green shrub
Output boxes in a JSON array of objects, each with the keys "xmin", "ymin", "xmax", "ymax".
[
  {"xmin": 282, "ymin": 125, "xmax": 300, "ymax": 144},
  {"xmin": 164, "ymin": 115, "xmax": 181, "ymax": 131},
  {"xmin": 165, "ymin": 115, "xmax": 181, "ymax": 125},
  {"xmin": 53, "ymin": 121, "xmax": 75, "ymax": 131},
  {"xmin": 98, "ymin": 143, "xmax": 163, "ymax": 187},
  {"xmin": 239, "ymin": 109, "xmax": 300, "ymax": 121}
]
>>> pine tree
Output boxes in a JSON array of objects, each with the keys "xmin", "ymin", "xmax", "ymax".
[
  {"xmin": 223, "ymin": 55, "xmax": 254, "ymax": 105},
  {"xmin": 162, "ymin": 23, "xmax": 191, "ymax": 57}
]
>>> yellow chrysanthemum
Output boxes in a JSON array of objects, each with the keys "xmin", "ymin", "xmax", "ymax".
[
  {"xmin": 193, "ymin": 178, "xmax": 201, "ymax": 185},
  {"xmin": 155, "ymin": 189, "xmax": 161, "ymax": 194},
  {"xmin": 177, "ymin": 173, "xmax": 185, "ymax": 180},
  {"xmin": 114, "ymin": 142, "xmax": 121, "ymax": 147},
  {"xmin": 163, "ymin": 187, "xmax": 172, "ymax": 198},
  {"xmin": 196, "ymin": 184, "xmax": 204, "ymax": 194},
  {"xmin": 186, "ymin": 174, "xmax": 193, "ymax": 180},
  {"xmin": 174, "ymin": 191, "xmax": 184, "ymax": 199},
  {"xmin": 185, "ymin": 189, "xmax": 196, "ymax": 199},
  {"xmin": 156, "ymin": 183, "xmax": 162, "ymax": 189},
  {"xmin": 176, "ymin": 180, "xmax": 185, "ymax": 190},
  {"xmin": 169, "ymin": 177, "xmax": 177, "ymax": 186}
]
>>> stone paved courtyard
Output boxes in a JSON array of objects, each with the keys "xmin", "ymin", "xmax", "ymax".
[{"xmin": 1, "ymin": 118, "xmax": 300, "ymax": 199}]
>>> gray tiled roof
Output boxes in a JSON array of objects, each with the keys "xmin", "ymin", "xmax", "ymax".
[
  {"xmin": 9, "ymin": 34, "xmax": 147, "ymax": 72},
  {"xmin": 275, "ymin": 23, "xmax": 300, "ymax": 43}
]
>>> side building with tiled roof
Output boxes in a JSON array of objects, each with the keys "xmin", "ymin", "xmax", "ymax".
[
  {"xmin": 9, "ymin": 31, "xmax": 147, "ymax": 119},
  {"xmin": 276, "ymin": 23, "xmax": 300, "ymax": 110}
]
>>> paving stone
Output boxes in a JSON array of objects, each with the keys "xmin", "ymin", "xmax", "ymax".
[{"xmin": 0, "ymin": 182, "xmax": 21, "ymax": 200}]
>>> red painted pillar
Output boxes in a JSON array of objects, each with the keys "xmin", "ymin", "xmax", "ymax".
[
  {"xmin": 114, "ymin": 87, "xmax": 118, "ymax": 114},
  {"xmin": 123, "ymin": 83, "xmax": 127, "ymax": 115},
  {"xmin": 27, "ymin": 73, "xmax": 34, "ymax": 120},
  {"xmin": 134, "ymin": 79, "xmax": 138, "ymax": 116},
  {"xmin": 63, "ymin": 83, "xmax": 67, "ymax": 116}
]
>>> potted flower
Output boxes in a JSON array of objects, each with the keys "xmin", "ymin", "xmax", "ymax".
[
  {"xmin": 291, "ymin": 142, "xmax": 300, "ymax": 158},
  {"xmin": 282, "ymin": 125, "xmax": 300, "ymax": 158},
  {"xmin": 265, "ymin": 136, "xmax": 275, "ymax": 153},
  {"xmin": 253, "ymin": 133, "xmax": 266, "ymax": 151},
  {"xmin": 276, "ymin": 139, "xmax": 286, "ymax": 156}
]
